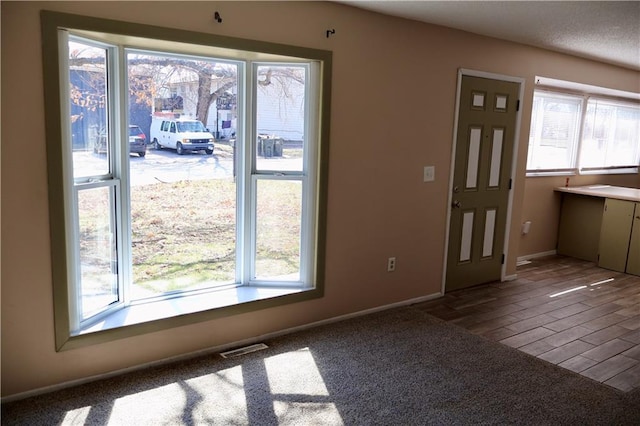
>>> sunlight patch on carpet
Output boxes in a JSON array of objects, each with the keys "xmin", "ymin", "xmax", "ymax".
[
  {"xmin": 62, "ymin": 405, "xmax": 91, "ymax": 425},
  {"xmin": 266, "ymin": 347, "xmax": 344, "ymax": 424},
  {"xmin": 274, "ymin": 401, "xmax": 344, "ymax": 425},
  {"xmin": 265, "ymin": 347, "xmax": 329, "ymax": 396}
]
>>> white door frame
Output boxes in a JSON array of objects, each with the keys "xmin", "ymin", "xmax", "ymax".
[{"xmin": 441, "ymin": 68, "xmax": 526, "ymax": 294}]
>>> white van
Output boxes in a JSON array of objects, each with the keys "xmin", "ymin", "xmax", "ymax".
[{"xmin": 150, "ymin": 117, "xmax": 215, "ymax": 155}]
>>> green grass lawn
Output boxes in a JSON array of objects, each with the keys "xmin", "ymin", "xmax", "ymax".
[{"xmin": 79, "ymin": 177, "xmax": 301, "ymax": 299}]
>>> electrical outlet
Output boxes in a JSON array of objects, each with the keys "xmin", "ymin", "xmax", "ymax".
[{"xmin": 387, "ymin": 257, "xmax": 396, "ymax": 272}]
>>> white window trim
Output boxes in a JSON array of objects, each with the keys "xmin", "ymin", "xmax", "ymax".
[
  {"xmin": 526, "ymin": 77, "xmax": 640, "ymax": 177},
  {"xmin": 579, "ymin": 96, "xmax": 640, "ymax": 175},
  {"xmin": 526, "ymin": 89, "xmax": 584, "ymax": 176},
  {"xmin": 41, "ymin": 11, "xmax": 331, "ymax": 351}
]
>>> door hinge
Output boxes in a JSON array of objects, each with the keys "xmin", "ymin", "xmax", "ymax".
[
  {"xmin": 501, "ymin": 254, "xmax": 505, "ymax": 265},
  {"xmin": 508, "ymin": 178, "xmax": 512, "ymax": 190},
  {"xmin": 516, "ymin": 99, "xmax": 520, "ymax": 111}
]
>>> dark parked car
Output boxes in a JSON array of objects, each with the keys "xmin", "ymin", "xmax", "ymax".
[
  {"xmin": 93, "ymin": 125, "xmax": 147, "ymax": 157},
  {"xmin": 128, "ymin": 125, "xmax": 146, "ymax": 157}
]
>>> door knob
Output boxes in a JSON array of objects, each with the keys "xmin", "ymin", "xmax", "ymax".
[{"xmin": 452, "ymin": 200, "xmax": 461, "ymax": 208}]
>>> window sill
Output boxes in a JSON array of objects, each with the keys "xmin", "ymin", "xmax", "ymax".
[
  {"xmin": 579, "ymin": 167, "xmax": 639, "ymax": 175},
  {"xmin": 79, "ymin": 285, "xmax": 306, "ymax": 335},
  {"xmin": 526, "ymin": 170, "xmax": 577, "ymax": 177},
  {"xmin": 526, "ymin": 167, "xmax": 639, "ymax": 177},
  {"xmin": 61, "ymin": 285, "xmax": 320, "ymax": 350}
]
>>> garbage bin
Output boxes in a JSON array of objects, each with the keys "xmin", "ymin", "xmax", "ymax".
[
  {"xmin": 273, "ymin": 139, "xmax": 283, "ymax": 157},
  {"xmin": 263, "ymin": 138, "xmax": 274, "ymax": 157},
  {"xmin": 258, "ymin": 134, "xmax": 283, "ymax": 157},
  {"xmin": 257, "ymin": 138, "xmax": 264, "ymax": 156}
]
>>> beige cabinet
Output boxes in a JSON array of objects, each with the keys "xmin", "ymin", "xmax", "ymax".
[
  {"xmin": 556, "ymin": 186, "xmax": 640, "ymax": 277},
  {"xmin": 626, "ymin": 203, "xmax": 640, "ymax": 276},
  {"xmin": 557, "ymin": 194, "xmax": 604, "ymax": 262},
  {"xmin": 598, "ymin": 199, "xmax": 637, "ymax": 273}
]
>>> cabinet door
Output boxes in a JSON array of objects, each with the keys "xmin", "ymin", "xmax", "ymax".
[
  {"xmin": 598, "ymin": 198, "xmax": 634, "ymax": 272},
  {"xmin": 557, "ymin": 194, "xmax": 604, "ymax": 262},
  {"xmin": 626, "ymin": 202, "xmax": 640, "ymax": 276}
]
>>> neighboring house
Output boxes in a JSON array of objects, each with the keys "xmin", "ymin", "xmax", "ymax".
[
  {"xmin": 165, "ymin": 78, "xmax": 237, "ymax": 140},
  {"xmin": 69, "ymin": 68, "xmax": 106, "ymax": 151},
  {"xmin": 70, "ymin": 66, "xmax": 154, "ymax": 146},
  {"xmin": 255, "ymin": 76, "xmax": 305, "ymax": 142},
  {"xmin": 167, "ymin": 71, "xmax": 305, "ymax": 142},
  {"xmin": 71, "ymin": 64, "xmax": 305, "ymax": 145}
]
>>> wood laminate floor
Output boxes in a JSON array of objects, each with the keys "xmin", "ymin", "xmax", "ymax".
[{"xmin": 417, "ymin": 255, "xmax": 640, "ymax": 392}]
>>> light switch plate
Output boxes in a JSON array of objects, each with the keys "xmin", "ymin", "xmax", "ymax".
[{"xmin": 423, "ymin": 166, "xmax": 435, "ymax": 182}]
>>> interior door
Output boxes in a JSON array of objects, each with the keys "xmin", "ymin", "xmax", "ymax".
[{"xmin": 446, "ymin": 75, "xmax": 520, "ymax": 291}]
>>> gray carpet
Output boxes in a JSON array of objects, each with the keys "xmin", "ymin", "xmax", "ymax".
[{"xmin": 3, "ymin": 304, "xmax": 640, "ymax": 425}]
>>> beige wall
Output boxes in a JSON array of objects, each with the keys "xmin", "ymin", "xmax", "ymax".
[{"xmin": 2, "ymin": 1, "xmax": 639, "ymax": 398}]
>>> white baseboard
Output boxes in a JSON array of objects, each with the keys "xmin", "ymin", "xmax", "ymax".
[
  {"xmin": 517, "ymin": 250, "xmax": 557, "ymax": 263},
  {"xmin": 1, "ymin": 292, "xmax": 442, "ymax": 404}
]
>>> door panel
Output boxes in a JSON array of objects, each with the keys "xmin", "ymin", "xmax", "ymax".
[{"xmin": 446, "ymin": 75, "xmax": 519, "ymax": 291}]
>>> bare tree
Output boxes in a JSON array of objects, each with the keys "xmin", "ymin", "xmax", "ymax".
[
  {"xmin": 68, "ymin": 55, "xmax": 304, "ymax": 129},
  {"xmin": 69, "ymin": 55, "xmax": 236, "ymax": 127}
]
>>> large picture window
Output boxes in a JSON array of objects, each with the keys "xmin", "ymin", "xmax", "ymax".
[
  {"xmin": 42, "ymin": 12, "xmax": 331, "ymax": 350},
  {"xmin": 526, "ymin": 83, "xmax": 639, "ymax": 175}
]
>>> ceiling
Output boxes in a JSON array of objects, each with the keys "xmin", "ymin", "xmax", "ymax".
[{"xmin": 337, "ymin": 1, "xmax": 640, "ymax": 71}]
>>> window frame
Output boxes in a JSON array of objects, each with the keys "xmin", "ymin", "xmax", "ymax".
[
  {"xmin": 579, "ymin": 96, "xmax": 640, "ymax": 174},
  {"xmin": 248, "ymin": 62, "xmax": 319, "ymax": 287},
  {"xmin": 526, "ymin": 82, "xmax": 640, "ymax": 177},
  {"xmin": 41, "ymin": 11, "xmax": 332, "ymax": 351},
  {"xmin": 526, "ymin": 89, "xmax": 584, "ymax": 175}
]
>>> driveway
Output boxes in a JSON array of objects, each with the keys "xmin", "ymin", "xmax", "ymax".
[
  {"xmin": 130, "ymin": 147, "xmax": 234, "ymax": 186},
  {"xmin": 73, "ymin": 143, "xmax": 303, "ymax": 186}
]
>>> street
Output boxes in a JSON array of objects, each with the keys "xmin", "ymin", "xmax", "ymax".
[
  {"xmin": 130, "ymin": 146, "xmax": 234, "ymax": 186},
  {"xmin": 74, "ymin": 143, "xmax": 303, "ymax": 186}
]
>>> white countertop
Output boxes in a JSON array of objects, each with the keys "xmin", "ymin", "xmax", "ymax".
[{"xmin": 555, "ymin": 185, "xmax": 640, "ymax": 202}]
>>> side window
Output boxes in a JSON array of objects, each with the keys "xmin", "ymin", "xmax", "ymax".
[
  {"xmin": 170, "ymin": 122, "xmax": 176, "ymax": 133},
  {"xmin": 527, "ymin": 83, "xmax": 640, "ymax": 176},
  {"xmin": 527, "ymin": 91, "xmax": 582, "ymax": 173},
  {"xmin": 161, "ymin": 121, "xmax": 169, "ymax": 131},
  {"xmin": 580, "ymin": 99, "xmax": 640, "ymax": 172}
]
